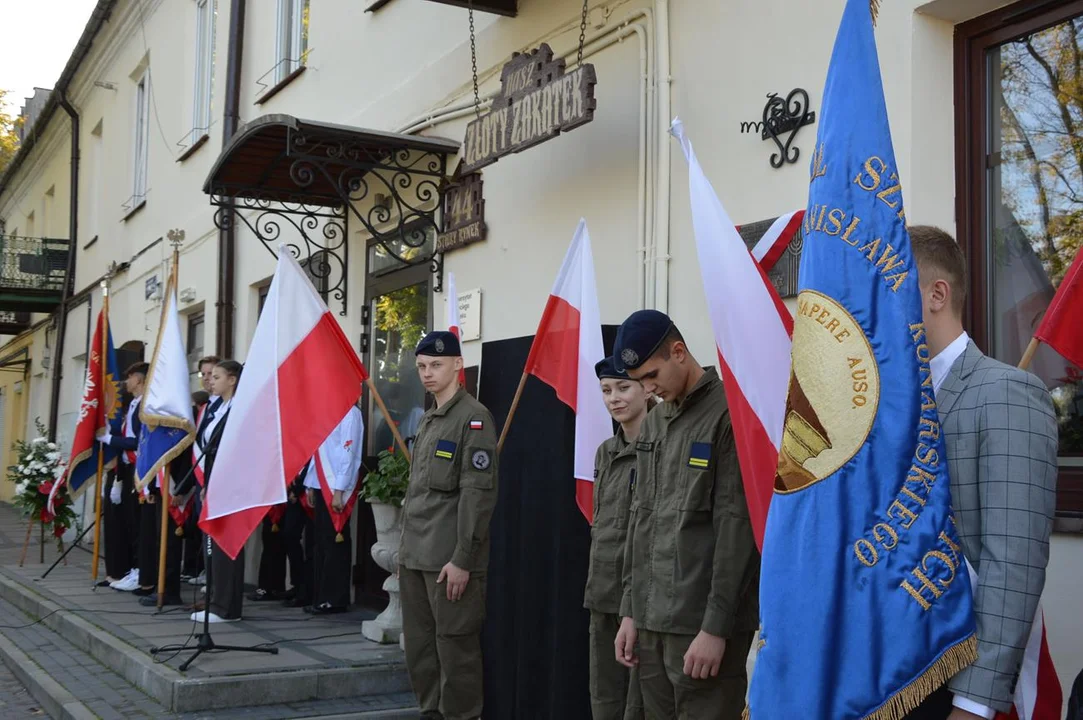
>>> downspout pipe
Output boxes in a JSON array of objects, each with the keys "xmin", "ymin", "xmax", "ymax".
[
  {"xmin": 216, "ymin": 0, "xmax": 246, "ymax": 359},
  {"xmin": 48, "ymin": 93, "xmax": 80, "ymax": 442}
]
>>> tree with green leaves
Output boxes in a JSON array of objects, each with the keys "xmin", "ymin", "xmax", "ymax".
[{"xmin": 0, "ymin": 90, "xmax": 24, "ymax": 176}]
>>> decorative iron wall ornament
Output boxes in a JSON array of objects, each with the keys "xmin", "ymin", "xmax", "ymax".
[
  {"xmin": 761, "ymin": 89, "xmax": 816, "ymax": 169},
  {"xmin": 203, "ymin": 115, "xmax": 460, "ymax": 315}
]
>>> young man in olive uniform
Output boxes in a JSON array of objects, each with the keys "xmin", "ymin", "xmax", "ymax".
[
  {"xmin": 612, "ymin": 310, "xmax": 760, "ymax": 720},
  {"xmin": 585, "ymin": 357, "xmax": 648, "ymax": 720},
  {"xmin": 399, "ymin": 331, "xmax": 499, "ymax": 720}
]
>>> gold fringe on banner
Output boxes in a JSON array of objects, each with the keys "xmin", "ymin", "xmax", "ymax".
[
  {"xmin": 739, "ymin": 634, "xmax": 976, "ymax": 720},
  {"xmin": 174, "ymin": 526, "xmax": 184, "ymax": 537},
  {"xmin": 863, "ymin": 634, "xmax": 977, "ymax": 720},
  {"xmin": 870, "ymin": 0, "xmax": 881, "ymax": 26}
]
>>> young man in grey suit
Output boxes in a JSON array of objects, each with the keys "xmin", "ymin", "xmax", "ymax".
[{"xmin": 904, "ymin": 226, "xmax": 1060, "ymax": 720}]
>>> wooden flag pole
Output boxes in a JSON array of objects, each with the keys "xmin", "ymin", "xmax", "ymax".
[
  {"xmin": 90, "ymin": 282, "xmax": 110, "ymax": 581},
  {"xmin": 18, "ymin": 517, "xmax": 33, "ymax": 567},
  {"xmin": 366, "ymin": 377, "xmax": 411, "ymax": 462},
  {"xmin": 496, "ymin": 371, "xmax": 530, "ymax": 455},
  {"xmin": 156, "ymin": 465, "xmax": 171, "ymax": 609},
  {"xmin": 1019, "ymin": 337, "xmax": 1041, "ymax": 372}
]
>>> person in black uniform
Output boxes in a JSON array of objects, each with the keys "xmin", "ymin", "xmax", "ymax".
[
  {"xmin": 100, "ymin": 384, "xmax": 140, "ymax": 589},
  {"xmin": 98, "ymin": 363, "xmax": 152, "ymax": 595},
  {"xmin": 281, "ymin": 466, "xmax": 313, "ymax": 608},
  {"xmin": 181, "ymin": 388, "xmax": 211, "ymax": 581},
  {"xmin": 303, "ymin": 405, "xmax": 363, "ymax": 614},
  {"xmin": 190, "ymin": 360, "xmax": 244, "ymax": 624}
]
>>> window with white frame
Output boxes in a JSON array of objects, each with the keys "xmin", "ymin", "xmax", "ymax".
[
  {"xmin": 132, "ymin": 69, "xmax": 150, "ymax": 208},
  {"xmin": 191, "ymin": 0, "xmax": 216, "ymax": 145},
  {"xmin": 89, "ymin": 120, "xmax": 103, "ymax": 238},
  {"xmin": 275, "ymin": 0, "xmax": 309, "ymax": 84}
]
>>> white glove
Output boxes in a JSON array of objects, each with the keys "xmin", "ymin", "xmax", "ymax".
[{"xmin": 110, "ymin": 483, "xmax": 122, "ymax": 505}]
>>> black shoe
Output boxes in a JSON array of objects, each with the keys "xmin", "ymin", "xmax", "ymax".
[
  {"xmin": 282, "ymin": 597, "xmax": 310, "ymax": 608},
  {"xmin": 140, "ymin": 595, "xmax": 183, "ymax": 607},
  {"xmin": 247, "ymin": 589, "xmax": 280, "ymax": 602},
  {"xmin": 305, "ymin": 602, "xmax": 347, "ymax": 615},
  {"xmin": 132, "ymin": 586, "xmax": 155, "ymax": 597},
  {"xmin": 95, "ymin": 580, "xmax": 112, "ymax": 588},
  {"xmin": 281, "ymin": 587, "xmax": 298, "ymax": 601}
]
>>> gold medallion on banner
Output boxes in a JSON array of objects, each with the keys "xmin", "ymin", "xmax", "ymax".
[{"xmin": 775, "ymin": 290, "xmax": 880, "ymax": 493}]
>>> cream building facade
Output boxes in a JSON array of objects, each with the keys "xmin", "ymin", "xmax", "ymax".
[{"xmin": 0, "ymin": 0, "xmax": 1080, "ymax": 704}]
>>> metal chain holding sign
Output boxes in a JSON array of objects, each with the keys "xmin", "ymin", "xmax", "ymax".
[
  {"xmin": 468, "ymin": 0, "xmax": 481, "ymax": 119},
  {"xmin": 577, "ymin": 0, "xmax": 589, "ymax": 67}
]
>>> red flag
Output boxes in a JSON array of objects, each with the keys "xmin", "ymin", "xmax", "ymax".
[
  {"xmin": 522, "ymin": 219, "xmax": 609, "ymax": 523},
  {"xmin": 200, "ymin": 249, "xmax": 369, "ymax": 559},
  {"xmin": 1035, "ymin": 248, "xmax": 1083, "ymax": 369},
  {"xmin": 53, "ymin": 309, "xmax": 123, "ymax": 512}
]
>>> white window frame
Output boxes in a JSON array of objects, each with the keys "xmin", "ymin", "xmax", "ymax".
[
  {"xmin": 132, "ymin": 69, "xmax": 150, "ymax": 207},
  {"xmin": 89, "ymin": 121, "xmax": 103, "ymax": 238},
  {"xmin": 191, "ymin": 0, "xmax": 216, "ymax": 143},
  {"xmin": 275, "ymin": 0, "xmax": 309, "ymax": 84}
]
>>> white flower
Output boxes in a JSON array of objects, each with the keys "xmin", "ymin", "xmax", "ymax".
[
  {"xmin": 31, "ymin": 438, "xmax": 45, "ymax": 447},
  {"xmin": 22, "ymin": 466, "xmax": 32, "ymax": 476},
  {"xmin": 47, "ymin": 443, "xmax": 57, "ymax": 451},
  {"xmin": 46, "ymin": 452, "xmax": 60, "ymax": 462}
]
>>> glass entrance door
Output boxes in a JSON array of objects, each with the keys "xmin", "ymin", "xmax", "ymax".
[
  {"xmin": 354, "ymin": 265, "xmax": 431, "ymax": 608},
  {"xmin": 367, "ymin": 282, "xmax": 428, "ymax": 455}
]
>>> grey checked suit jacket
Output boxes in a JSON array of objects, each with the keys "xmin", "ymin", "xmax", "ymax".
[{"xmin": 938, "ymin": 341, "xmax": 1059, "ymax": 711}]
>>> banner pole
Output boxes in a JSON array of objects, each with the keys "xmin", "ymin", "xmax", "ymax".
[
  {"xmin": 496, "ymin": 371, "xmax": 529, "ymax": 455},
  {"xmin": 156, "ymin": 466, "xmax": 171, "ymax": 609},
  {"xmin": 90, "ymin": 283, "xmax": 109, "ymax": 581},
  {"xmin": 366, "ymin": 377, "xmax": 411, "ymax": 463},
  {"xmin": 1018, "ymin": 337, "xmax": 1041, "ymax": 372}
]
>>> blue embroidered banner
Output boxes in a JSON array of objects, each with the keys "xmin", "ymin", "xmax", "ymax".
[{"xmin": 748, "ymin": 1, "xmax": 977, "ymax": 717}]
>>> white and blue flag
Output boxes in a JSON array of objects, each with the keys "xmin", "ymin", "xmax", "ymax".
[{"xmin": 136, "ymin": 262, "xmax": 196, "ymax": 490}]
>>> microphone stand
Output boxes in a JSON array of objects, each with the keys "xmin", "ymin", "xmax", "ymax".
[{"xmin": 150, "ymin": 435, "xmax": 278, "ymax": 670}]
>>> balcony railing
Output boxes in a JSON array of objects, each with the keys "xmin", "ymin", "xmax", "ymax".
[
  {"xmin": 0, "ymin": 310, "xmax": 31, "ymax": 335},
  {"xmin": 0, "ymin": 235, "xmax": 70, "ymax": 293}
]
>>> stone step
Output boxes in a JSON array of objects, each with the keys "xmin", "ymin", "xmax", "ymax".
[{"xmin": 0, "ymin": 568, "xmax": 416, "ymax": 714}]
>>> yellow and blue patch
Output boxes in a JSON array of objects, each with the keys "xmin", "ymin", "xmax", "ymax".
[
  {"xmin": 687, "ymin": 442, "xmax": 711, "ymax": 469},
  {"xmin": 434, "ymin": 439, "xmax": 457, "ymax": 461}
]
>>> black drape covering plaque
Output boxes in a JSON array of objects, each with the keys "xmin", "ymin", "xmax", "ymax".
[{"xmin": 478, "ymin": 326, "xmax": 618, "ymax": 720}]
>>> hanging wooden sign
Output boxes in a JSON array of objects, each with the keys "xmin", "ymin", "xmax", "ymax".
[
  {"xmin": 461, "ymin": 44, "xmax": 597, "ymax": 173},
  {"xmin": 436, "ymin": 173, "xmax": 487, "ymax": 253}
]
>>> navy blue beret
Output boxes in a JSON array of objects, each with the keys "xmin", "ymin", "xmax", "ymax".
[
  {"xmin": 415, "ymin": 331, "xmax": 461, "ymax": 357},
  {"xmin": 594, "ymin": 356, "xmax": 629, "ymax": 380},
  {"xmin": 613, "ymin": 310, "xmax": 675, "ymax": 371}
]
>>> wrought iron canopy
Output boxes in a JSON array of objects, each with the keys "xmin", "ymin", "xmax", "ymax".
[{"xmin": 202, "ymin": 114, "xmax": 460, "ymax": 314}]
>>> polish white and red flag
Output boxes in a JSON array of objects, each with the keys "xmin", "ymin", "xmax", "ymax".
[
  {"xmin": 748, "ymin": 209, "xmax": 805, "ymax": 272},
  {"xmin": 522, "ymin": 219, "xmax": 609, "ymax": 524},
  {"xmin": 996, "ymin": 603, "xmax": 1062, "ymax": 720},
  {"xmin": 200, "ymin": 247, "xmax": 369, "ymax": 559},
  {"xmin": 446, "ymin": 271, "xmax": 467, "ymax": 387},
  {"xmin": 672, "ymin": 118, "xmax": 793, "ymax": 548}
]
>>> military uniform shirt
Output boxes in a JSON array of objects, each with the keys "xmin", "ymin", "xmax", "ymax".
[
  {"xmin": 584, "ymin": 433, "xmax": 637, "ymax": 615},
  {"xmin": 399, "ymin": 389, "xmax": 499, "ymax": 573},
  {"xmin": 620, "ymin": 368, "xmax": 760, "ymax": 637}
]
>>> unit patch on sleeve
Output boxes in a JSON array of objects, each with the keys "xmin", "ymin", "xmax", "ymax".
[
  {"xmin": 471, "ymin": 450, "xmax": 491, "ymax": 471},
  {"xmin": 434, "ymin": 439, "xmax": 457, "ymax": 460},
  {"xmin": 469, "ymin": 420, "xmax": 484, "ymax": 431},
  {"xmin": 687, "ymin": 442, "xmax": 711, "ymax": 469}
]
